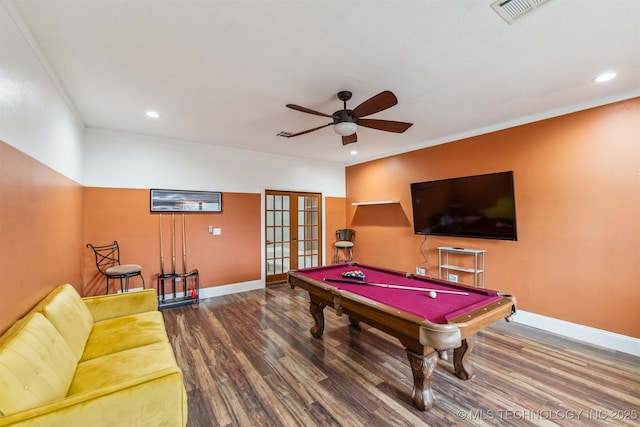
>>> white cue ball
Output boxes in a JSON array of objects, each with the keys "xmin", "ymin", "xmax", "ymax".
[{"xmin": 429, "ymin": 291, "xmax": 437, "ymax": 299}]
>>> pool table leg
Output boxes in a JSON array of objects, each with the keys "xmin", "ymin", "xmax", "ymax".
[
  {"xmin": 309, "ymin": 300, "xmax": 326, "ymax": 338},
  {"xmin": 453, "ymin": 337, "xmax": 476, "ymax": 380},
  {"xmin": 406, "ymin": 350, "xmax": 438, "ymax": 411}
]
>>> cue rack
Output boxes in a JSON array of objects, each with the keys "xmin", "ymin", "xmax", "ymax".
[{"xmin": 157, "ymin": 213, "xmax": 200, "ymax": 309}]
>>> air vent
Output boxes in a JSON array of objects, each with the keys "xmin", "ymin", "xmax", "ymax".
[{"xmin": 491, "ymin": 0, "xmax": 554, "ymax": 24}]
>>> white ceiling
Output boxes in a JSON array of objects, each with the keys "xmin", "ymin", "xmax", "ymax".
[{"xmin": 9, "ymin": 0, "xmax": 640, "ymax": 165}]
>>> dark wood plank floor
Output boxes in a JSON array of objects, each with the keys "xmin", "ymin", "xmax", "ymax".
[{"xmin": 163, "ymin": 285, "xmax": 639, "ymax": 427}]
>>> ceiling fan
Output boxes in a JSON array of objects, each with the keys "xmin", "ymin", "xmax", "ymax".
[{"xmin": 278, "ymin": 90, "xmax": 413, "ymax": 145}]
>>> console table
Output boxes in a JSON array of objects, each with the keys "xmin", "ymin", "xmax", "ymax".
[{"xmin": 438, "ymin": 247, "xmax": 485, "ymax": 288}]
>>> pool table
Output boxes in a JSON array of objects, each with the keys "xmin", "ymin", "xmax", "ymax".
[{"xmin": 287, "ymin": 262, "xmax": 516, "ymax": 411}]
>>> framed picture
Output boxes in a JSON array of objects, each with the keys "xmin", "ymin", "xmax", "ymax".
[{"xmin": 150, "ymin": 189, "xmax": 222, "ymax": 213}]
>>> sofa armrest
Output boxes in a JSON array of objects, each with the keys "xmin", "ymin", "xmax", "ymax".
[
  {"xmin": 0, "ymin": 368, "xmax": 187, "ymax": 427},
  {"xmin": 82, "ymin": 289, "xmax": 158, "ymax": 322}
]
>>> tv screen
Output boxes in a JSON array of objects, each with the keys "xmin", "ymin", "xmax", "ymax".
[{"xmin": 410, "ymin": 171, "xmax": 517, "ymax": 241}]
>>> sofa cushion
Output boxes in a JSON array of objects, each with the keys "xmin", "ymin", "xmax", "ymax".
[
  {"xmin": 80, "ymin": 311, "xmax": 169, "ymax": 361},
  {"xmin": 39, "ymin": 284, "xmax": 94, "ymax": 361},
  {"xmin": 0, "ymin": 313, "xmax": 76, "ymax": 416},
  {"xmin": 69, "ymin": 342, "xmax": 180, "ymax": 395}
]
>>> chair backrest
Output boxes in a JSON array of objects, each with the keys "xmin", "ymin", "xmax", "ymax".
[
  {"xmin": 336, "ymin": 229, "xmax": 355, "ymax": 242},
  {"xmin": 86, "ymin": 241, "xmax": 121, "ymax": 275}
]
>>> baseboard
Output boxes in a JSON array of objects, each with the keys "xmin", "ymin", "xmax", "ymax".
[
  {"xmin": 199, "ymin": 280, "xmax": 264, "ymax": 299},
  {"xmin": 513, "ymin": 310, "xmax": 640, "ymax": 357}
]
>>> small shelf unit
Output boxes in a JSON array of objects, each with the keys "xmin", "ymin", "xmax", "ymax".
[{"xmin": 438, "ymin": 246, "xmax": 485, "ymax": 288}]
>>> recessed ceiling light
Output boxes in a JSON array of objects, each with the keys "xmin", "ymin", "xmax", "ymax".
[
  {"xmin": 593, "ymin": 71, "xmax": 617, "ymax": 83},
  {"xmin": 350, "ymin": 150, "xmax": 358, "ymax": 155},
  {"xmin": 146, "ymin": 110, "xmax": 160, "ymax": 118}
]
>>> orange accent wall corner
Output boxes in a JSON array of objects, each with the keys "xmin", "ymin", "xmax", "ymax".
[{"xmin": 345, "ymin": 98, "xmax": 640, "ymax": 338}]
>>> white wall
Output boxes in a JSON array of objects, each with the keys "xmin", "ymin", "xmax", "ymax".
[
  {"xmin": 84, "ymin": 128, "xmax": 346, "ymax": 196},
  {"xmin": 0, "ymin": 2, "xmax": 84, "ymax": 182}
]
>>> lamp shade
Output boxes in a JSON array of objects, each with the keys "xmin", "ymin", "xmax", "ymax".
[{"xmin": 333, "ymin": 121, "xmax": 357, "ymax": 136}]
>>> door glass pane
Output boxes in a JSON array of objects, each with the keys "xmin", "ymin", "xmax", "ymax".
[
  {"xmin": 283, "ymin": 196, "xmax": 289, "ymax": 210},
  {"xmin": 275, "ymin": 227, "xmax": 282, "ymax": 242},
  {"xmin": 298, "ymin": 196, "xmax": 304, "ymax": 209},
  {"xmin": 275, "ymin": 243, "xmax": 282, "ymax": 257},
  {"xmin": 283, "ymin": 258, "xmax": 290, "ymax": 272},
  {"xmin": 312, "ymin": 255, "xmax": 318, "ymax": 267},
  {"xmin": 266, "ymin": 195, "xmax": 274, "ymax": 210},
  {"xmin": 283, "ymin": 211, "xmax": 290, "ymax": 226},
  {"xmin": 283, "ymin": 227, "xmax": 290, "ymax": 241},
  {"xmin": 266, "ymin": 211, "xmax": 274, "ymax": 226},
  {"xmin": 275, "ymin": 195, "xmax": 282, "ymax": 210},
  {"xmin": 298, "ymin": 226, "xmax": 304, "ymax": 239},
  {"xmin": 275, "ymin": 259, "xmax": 282, "ymax": 274},
  {"xmin": 266, "ymin": 227, "xmax": 274, "ymax": 242},
  {"xmin": 275, "ymin": 211, "xmax": 282, "ymax": 226}
]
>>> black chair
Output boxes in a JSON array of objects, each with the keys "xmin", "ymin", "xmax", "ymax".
[
  {"xmin": 86, "ymin": 241, "xmax": 145, "ymax": 294},
  {"xmin": 334, "ymin": 229, "xmax": 355, "ymax": 263}
]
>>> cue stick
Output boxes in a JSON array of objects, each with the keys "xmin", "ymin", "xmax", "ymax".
[
  {"xmin": 181, "ymin": 213, "xmax": 188, "ymax": 274},
  {"xmin": 323, "ymin": 277, "xmax": 469, "ymax": 295},
  {"xmin": 171, "ymin": 213, "xmax": 176, "ymax": 297},
  {"xmin": 181, "ymin": 213, "xmax": 190, "ymax": 297},
  {"xmin": 159, "ymin": 214, "xmax": 165, "ymax": 275},
  {"xmin": 171, "ymin": 214, "xmax": 176, "ymax": 274}
]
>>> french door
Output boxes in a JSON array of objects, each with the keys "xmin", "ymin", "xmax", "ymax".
[{"xmin": 265, "ymin": 190, "xmax": 322, "ymax": 285}]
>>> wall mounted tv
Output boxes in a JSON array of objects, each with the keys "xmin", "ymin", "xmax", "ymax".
[{"xmin": 410, "ymin": 171, "xmax": 517, "ymax": 241}]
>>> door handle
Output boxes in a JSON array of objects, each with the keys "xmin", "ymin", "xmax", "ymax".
[{"xmin": 291, "ymin": 237, "xmax": 297, "ymax": 241}]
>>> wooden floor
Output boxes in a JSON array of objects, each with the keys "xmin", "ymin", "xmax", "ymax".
[{"xmin": 163, "ymin": 285, "xmax": 639, "ymax": 427}]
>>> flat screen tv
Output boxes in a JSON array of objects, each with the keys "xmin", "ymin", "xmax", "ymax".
[{"xmin": 410, "ymin": 171, "xmax": 517, "ymax": 241}]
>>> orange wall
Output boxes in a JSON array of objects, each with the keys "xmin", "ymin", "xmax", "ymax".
[
  {"xmin": 83, "ymin": 188, "xmax": 262, "ymax": 296},
  {"xmin": 0, "ymin": 141, "xmax": 84, "ymax": 334},
  {"xmin": 346, "ymin": 98, "xmax": 639, "ymax": 338}
]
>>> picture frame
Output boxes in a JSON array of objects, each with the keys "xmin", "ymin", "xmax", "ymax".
[{"xmin": 150, "ymin": 189, "xmax": 222, "ymax": 213}]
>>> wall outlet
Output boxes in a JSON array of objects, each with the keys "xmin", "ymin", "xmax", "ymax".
[
  {"xmin": 416, "ymin": 267, "xmax": 426, "ymax": 276},
  {"xmin": 448, "ymin": 273, "xmax": 458, "ymax": 282}
]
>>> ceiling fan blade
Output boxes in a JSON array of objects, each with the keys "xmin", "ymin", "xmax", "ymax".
[
  {"xmin": 342, "ymin": 133, "xmax": 357, "ymax": 145},
  {"xmin": 352, "ymin": 91, "xmax": 398, "ymax": 118},
  {"xmin": 278, "ymin": 122, "xmax": 332, "ymax": 138},
  {"xmin": 286, "ymin": 104, "xmax": 333, "ymax": 118},
  {"xmin": 358, "ymin": 118, "xmax": 413, "ymax": 133}
]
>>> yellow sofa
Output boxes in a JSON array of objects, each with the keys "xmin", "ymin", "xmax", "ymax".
[{"xmin": 0, "ymin": 284, "xmax": 187, "ymax": 426}]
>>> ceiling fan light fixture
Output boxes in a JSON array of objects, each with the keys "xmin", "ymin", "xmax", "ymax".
[{"xmin": 334, "ymin": 121, "xmax": 357, "ymax": 136}]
